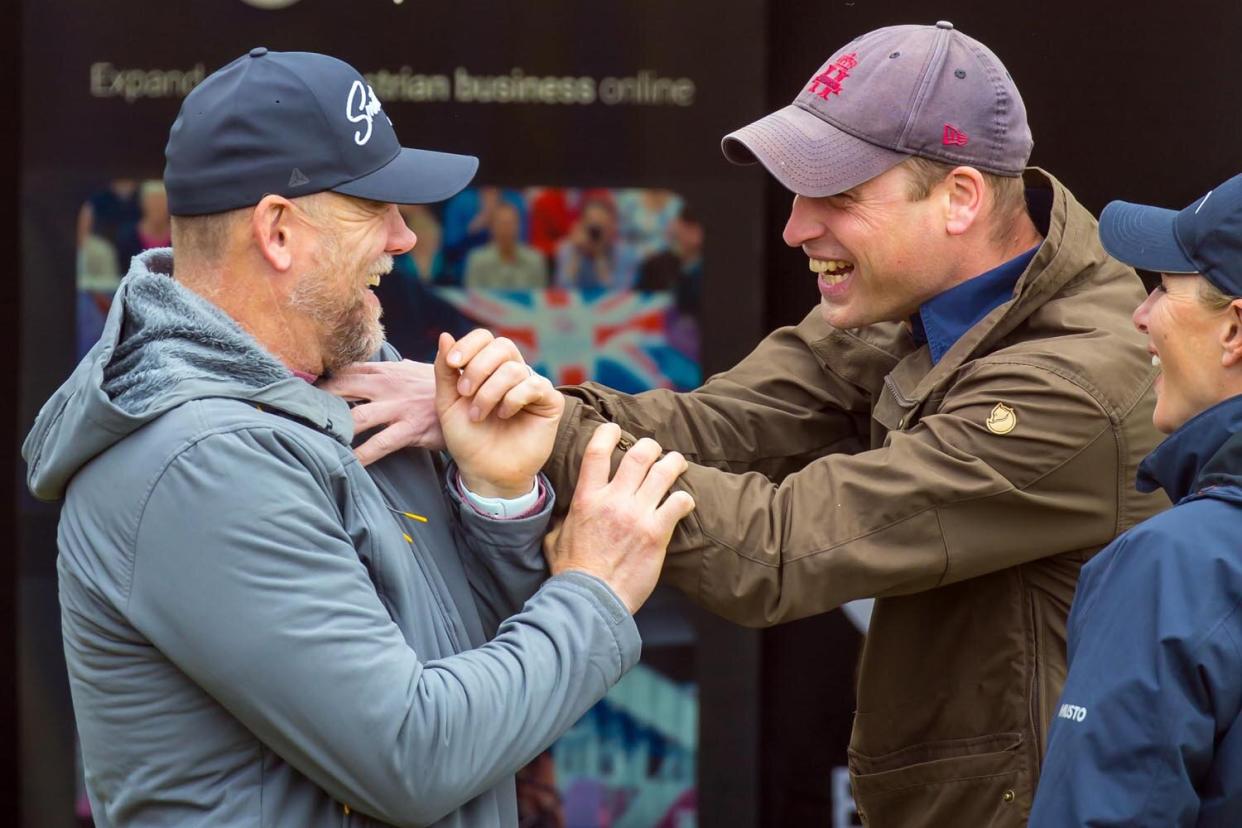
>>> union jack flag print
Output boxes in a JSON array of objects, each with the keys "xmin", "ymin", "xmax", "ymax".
[{"xmin": 432, "ymin": 287, "xmax": 701, "ymax": 393}]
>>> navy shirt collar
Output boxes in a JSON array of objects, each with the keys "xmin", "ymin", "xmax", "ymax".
[
  {"xmin": 911, "ymin": 245, "xmax": 1040, "ymax": 363},
  {"xmin": 1137, "ymin": 394, "xmax": 1242, "ymax": 502}
]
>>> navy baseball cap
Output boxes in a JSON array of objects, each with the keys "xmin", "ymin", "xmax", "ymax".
[
  {"xmin": 164, "ymin": 48, "xmax": 478, "ymax": 216},
  {"xmin": 1100, "ymin": 173, "xmax": 1242, "ymax": 296}
]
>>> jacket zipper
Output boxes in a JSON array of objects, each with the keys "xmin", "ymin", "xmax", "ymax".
[
  {"xmin": 1027, "ymin": 594, "xmax": 1044, "ymax": 770},
  {"xmin": 882, "ymin": 374, "xmax": 916, "ymax": 408}
]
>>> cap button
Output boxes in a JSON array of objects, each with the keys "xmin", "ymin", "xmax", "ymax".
[
  {"xmin": 249, "ymin": 47, "xmax": 269, "ymax": 58},
  {"xmin": 935, "ymin": 20, "xmax": 954, "ymax": 29}
]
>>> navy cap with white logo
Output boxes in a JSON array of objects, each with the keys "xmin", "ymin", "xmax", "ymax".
[
  {"xmin": 1100, "ymin": 173, "xmax": 1242, "ymax": 297},
  {"xmin": 164, "ymin": 48, "xmax": 478, "ymax": 216}
]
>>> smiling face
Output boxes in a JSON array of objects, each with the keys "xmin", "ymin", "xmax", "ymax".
[
  {"xmin": 287, "ymin": 194, "xmax": 415, "ymax": 372},
  {"xmin": 1132, "ymin": 274, "xmax": 1242, "ymax": 433},
  {"xmin": 782, "ymin": 162, "xmax": 957, "ymax": 329}
]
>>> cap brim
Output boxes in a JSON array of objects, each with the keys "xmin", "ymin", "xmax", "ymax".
[
  {"xmin": 721, "ymin": 104, "xmax": 910, "ymax": 197},
  {"xmin": 333, "ymin": 146, "xmax": 479, "ymax": 205},
  {"xmin": 1098, "ymin": 200, "xmax": 1198, "ymax": 274}
]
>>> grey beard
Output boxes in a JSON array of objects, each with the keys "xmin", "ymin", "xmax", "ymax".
[{"xmin": 288, "ymin": 259, "xmax": 387, "ymax": 373}]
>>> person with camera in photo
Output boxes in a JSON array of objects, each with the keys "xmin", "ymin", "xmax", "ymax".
[{"xmin": 553, "ymin": 196, "xmax": 640, "ymax": 290}]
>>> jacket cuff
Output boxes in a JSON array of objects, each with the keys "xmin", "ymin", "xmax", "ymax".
[
  {"xmin": 545, "ymin": 571, "xmax": 642, "ymax": 674},
  {"xmin": 443, "ymin": 461, "xmax": 554, "ymax": 548},
  {"xmin": 456, "ymin": 473, "xmax": 545, "ymax": 518}
]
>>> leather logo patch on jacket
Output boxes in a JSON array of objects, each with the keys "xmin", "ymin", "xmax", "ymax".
[{"xmin": 986, "ymin": 402, "xmax": 1017, "ymax": 434}]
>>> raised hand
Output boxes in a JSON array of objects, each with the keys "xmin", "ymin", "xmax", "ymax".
[
  {"xmin": 435, "ymin": 331, "xmax": 564, "ymax": 498},
  {"xmin": 545, "ymin": 423, "xmax": 696, "ymax": 614}
]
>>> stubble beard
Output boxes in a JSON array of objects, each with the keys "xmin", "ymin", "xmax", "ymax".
[{"xmin": 288, "ymin": 244, "xmax": 391, "ymax": 374}]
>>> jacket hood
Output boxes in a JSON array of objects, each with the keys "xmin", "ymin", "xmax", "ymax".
[
  {"xmin": 23, "ymin": 248, "xmax": 355, "ymax": 501},
  {"xmin": 1137, "ymin": 393, "xmax": 1242, "ymax": 503}
]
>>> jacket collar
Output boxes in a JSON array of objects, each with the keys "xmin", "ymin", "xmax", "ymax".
[
  {"xmin": 1137, "ymin": 394, "xmax": 1242, "ymax": 502},
  {"xmin": 911, "ymin": 244, "xmax": 1040, "ymax": 364},
  {"xmin": 881, "ymin": 168, "xmax": 1120, "ymax": 412}
]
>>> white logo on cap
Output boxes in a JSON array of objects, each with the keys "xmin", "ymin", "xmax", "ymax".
[{"xmin": 346, "ymin": 80, "xmax": 387, "ymax": 146}]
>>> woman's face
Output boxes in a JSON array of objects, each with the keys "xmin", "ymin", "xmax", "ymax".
[{"xmin": 1133, "ymin": 274, "xmax": 1234, "ymax": 433}]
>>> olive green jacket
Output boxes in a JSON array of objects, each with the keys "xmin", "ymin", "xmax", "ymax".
[{"xmin": 543, "ymin": 169, "xmax": 1169, "ymax": 826}]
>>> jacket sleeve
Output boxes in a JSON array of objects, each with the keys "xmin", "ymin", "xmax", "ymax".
[
  {"xmin": 1029, "ymin": 513, "xmax": 1242, "ymax": 826},
  {"xmin": 547, "ymin": 357, "xmax": 1124, "ymax": 627},
  {"xmin": 558, "ymin": 309, "xmax": 902, "ymax": 481},
  {"xmin": 126, "ymin": 428, "xmax": 639, "ymax": 828},
  {"xmin": 442, "ymin": 463, "xmax": 555, "ymax": 636}
]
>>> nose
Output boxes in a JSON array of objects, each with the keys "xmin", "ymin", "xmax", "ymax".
[
  {"xmin": 386, "ymin": 205, "xmax": 417, "ymax": 255},
  {"xmin": 782, "ymin": 194, "xmax": 826, "ymax": 249},
  {"xmin": 1132, "ymin": 289, "xmax": 1157, "ymax": 335}
]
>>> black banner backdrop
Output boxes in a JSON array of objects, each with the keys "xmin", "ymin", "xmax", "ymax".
[
  {"xmin": 19, "ymin": 2, "xmax": 768, "ymax": 826},
  {"xmin": 29, "ymin": 2, "xmax": 1242, "ymax": 826}
]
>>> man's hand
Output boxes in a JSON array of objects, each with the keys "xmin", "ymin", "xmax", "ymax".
[
  {"xmin": 436, "ymin": 331, "xmax": 565, "ymax": 498},
  {"xmin": 319, "ymin": 360, "xmax": 444, "ymax": 465},
  {"xmin": 545, "ymin": 423, "xmax": 695, "ymax": 615}
]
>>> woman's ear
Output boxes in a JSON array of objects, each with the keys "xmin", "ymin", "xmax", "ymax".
[{"xmin": 1220, "ymin": 299, "xmax": 1242, "ymax": 368}]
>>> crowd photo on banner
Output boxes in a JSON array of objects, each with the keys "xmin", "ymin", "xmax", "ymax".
[{"xmin": 76, "ymin": 181, "xmax": 703, "ymax": 393}]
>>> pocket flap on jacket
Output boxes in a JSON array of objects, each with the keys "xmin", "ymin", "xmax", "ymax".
[{"xmin": 848, "ymin": 731, "xmax": 1023, "ymax": 786}]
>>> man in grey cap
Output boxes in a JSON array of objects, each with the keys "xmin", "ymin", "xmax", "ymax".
[
  {"xmin": 353, "ymin": 21, "xmax": 1171, "ymax": 825},
  {"xmin": 23, "ymin": 49, "xmax": 694, "ymax": 827}
]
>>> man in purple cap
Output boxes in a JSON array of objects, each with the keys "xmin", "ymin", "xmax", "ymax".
[
  {"xmin": 339, "ymin": 22, "xmax": 1169, "ymax": 825},
  {"xmin": 22, "ymin": 49, "xmax": 694, "ymax": 827}
]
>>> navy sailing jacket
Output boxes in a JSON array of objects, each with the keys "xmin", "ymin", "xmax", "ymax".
[{"xmin": 1031, "ymin": 395, "xmax": 1242, "ymax": 826}]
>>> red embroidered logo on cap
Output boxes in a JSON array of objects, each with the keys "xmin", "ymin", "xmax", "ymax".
[
  {"xmin": 807, "ymin": 52, "xmax": 858, "ymax": 101},
  {"xmin": 943, "ymin": 124, "xmax": 969, "ymax": 146}
]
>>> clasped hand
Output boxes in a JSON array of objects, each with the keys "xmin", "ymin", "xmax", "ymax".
[{"xmin": 320, "ymin": 331, "xmax": 563, "ymax": 497}]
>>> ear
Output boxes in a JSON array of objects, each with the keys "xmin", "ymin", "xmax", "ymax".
[
  {"xmin": 1221, "ymin": 299, "xmax": 1242, "ymax": 368},
  {"xmin": 943, "ymin": 166, "xmax": 985, "ymax": 237},
  {"xmin": 250, "ymin": 194, "xmax": 300, "ymax": 273}
]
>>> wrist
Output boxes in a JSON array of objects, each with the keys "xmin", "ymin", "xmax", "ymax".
[{"xmin": 459, "ymin": 472, "xmax": 537, "ymax": 500}]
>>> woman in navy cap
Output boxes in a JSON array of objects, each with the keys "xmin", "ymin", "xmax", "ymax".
[{"xmin": 1031, "ymin": 176, "xmax": 1242, "ymax": 825}]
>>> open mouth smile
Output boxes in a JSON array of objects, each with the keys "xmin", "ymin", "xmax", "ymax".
[{"xmin": 809, "ymin": 257, "xmax": 855, "ymax": 285}]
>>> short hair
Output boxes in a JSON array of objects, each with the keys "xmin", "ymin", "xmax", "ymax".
[
  {"xmin": 170, "ymin": 208, "xmax": 247, "ymax": 265},
  {"xmin": 170, "ymin": 191, "xmax": 335, "ymax": 265},
  {"xmin": 900, "ymin": 157, "xmax": 1029, "ymax": 249}
]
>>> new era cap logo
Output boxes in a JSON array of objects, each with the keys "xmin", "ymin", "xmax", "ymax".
[
  {"xmin": 943, "ymin": 124, "xmax": 969, "ymax": 146},
  {"xmin": 806, "ymin": 52, "xmax": 858, "ymax": 101},
  {"xmin": 288, "ymin": 168, "xmax": 310, "ymax": 187},
  {"xmin": 346, "ymin": 80, "xmax": 386, "ymax": 146}
]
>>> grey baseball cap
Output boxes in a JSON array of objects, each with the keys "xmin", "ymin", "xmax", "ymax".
[{"xmin": 723, "ymin": 22, "xmax": 1033, "ymax": 196}]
